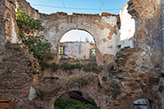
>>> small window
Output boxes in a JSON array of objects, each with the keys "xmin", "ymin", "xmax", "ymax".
[{"xmin": 59, "ymin": 47, "xmax": 65, "ymax": 55}]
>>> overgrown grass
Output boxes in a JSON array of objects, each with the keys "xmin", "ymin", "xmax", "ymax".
[{"xmin": 83, "ymin": 62, "xmax": 102, "ymax": 74}]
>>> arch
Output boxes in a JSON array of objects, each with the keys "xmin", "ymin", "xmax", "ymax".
[
  {"xmin": 53, "ymin": 90, "xmax": 98, "ymax": 109},
  {"xmin": 49, "ymin": 87, "xmax": 102, "ymax": 109},
  {"xmin": 39, "ymin": 13, "xmax": 118, "ymax": 65},
  {"xmin": 57, "ymin": 28, "xmax": 97, "ymax": 62},
  {"xmin": 0, "ymin": 94, "xmax": 24, "ymax": 108},
  {"xmin": 0, "ymin": 94, "xmax": 34, "ymax": 109},
  {"xmin": 133, "ymin": 98, "xmax": 158, "ymax": 109},
  {"xmin": 126, "ymin": 93, "xmax": 162, "ymax": 109}
]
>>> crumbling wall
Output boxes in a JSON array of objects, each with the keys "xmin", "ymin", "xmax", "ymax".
[
  {"xmin": 16, "ymin": 0, "xmax": 40, "ymax": 19},
  {"xmin": 118, "ymin": 3, "xmax": 135, "ymax": 51},
  {"xmin": 16, "ymin": 0, "xmax": 120, "ymax": 65},
  {"xmin": 0, "ymin": 44, "xmax": 36, "ymax": 108},
  {"xmin": 0, "ymin": 0, "xmax": 163, "ymax": 109},
  {"xmin": 127, "ymin": 0, "xmax": 162, "ymax": 70},
  {"xmin": 0, "ymin": 0, "xmax": 19, "ymax": 44},
  {"xmin": 37, "ymin": 13, "xmax": 119, "ymax": 65}
]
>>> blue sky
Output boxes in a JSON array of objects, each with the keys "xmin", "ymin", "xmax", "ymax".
[
  {"xmin": 26, "ymin": 0, "xmax": 129, "ymax": 42},
  {"xmin": 26, "ymin": 0, "xmax": 129, "ymax": 15}
]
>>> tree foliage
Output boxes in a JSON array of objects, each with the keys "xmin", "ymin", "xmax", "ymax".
[
  {"xmin": 16, "ymin": 11, "xmax": 55, "ymax": 70},
  {"xmin": 16, "ymin": 11, "xmax": 44, "ymax": 37},
  {"xmin": 22, "ymin": 35, "xmax": 54, "ymax": 66}
]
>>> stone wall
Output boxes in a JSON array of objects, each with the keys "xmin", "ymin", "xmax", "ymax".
[
  {"xmin": 0, "ymin": 44, "xmax": 35, "ymax": 108},
  {"xmin": 128, "ymin": 0, "xmax": 162, "ymax": 55},
  {"xmin": 16, "ymin": 0, "xmax": 120, "ymax": 65},
  {"xmin": 0, "ymin": 0, "xmax": 20, "ymax": 44},
  {"xmin": 0, "ymin": 0, "xmax": 163, "ymax": 109},
  {"xmin": 16, "ymin": 0, "xmax": 40, "ymax": 19},
  {"xmin": 38, "ymin": 13, "xmax": 119, "ymax": 65}
]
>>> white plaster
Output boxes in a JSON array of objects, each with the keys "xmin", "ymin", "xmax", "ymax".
[
  {"xmin": 11, "ymin": 18, "xmax": 19, "ymax": 43},
  {"xmin": 95, "ymin": 20, "xmax": 99, "ymax": 22},
  {"xmin": 42, "ymin": 20, "xmax": 47, "ymax": 26},
  {"xmin": 102, "ymin": 16, "xmax": 117, "ymax": 27},
  {"xmin": 96, "ymin": 27, "xmax": 117, "ymax": 56},
  {"xmin": 134, "ymin": 99, "xmax": 149, "ymax": 104},
  {"xmin": 28, "ymin": 86, "xmax": 37, "ymax": 101},
  {"xmin": 118, "ymin": 3, "xmax": 135, "ymax": 49},
  {"xmin": 38, "ymin": 14, "xmax": 119, "ymax": 61}
]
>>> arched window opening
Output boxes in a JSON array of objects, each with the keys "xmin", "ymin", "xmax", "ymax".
[
  {"xmin": 59, "ymin": 30, "xmax": 96, "ymax": 62},
  {"xmin": 53, "ymin": 91, "xmax": 97, "ymax": 109},
  {"xmin": 133, "ymin": 99, "xmax": 158, "ymax": 109}
]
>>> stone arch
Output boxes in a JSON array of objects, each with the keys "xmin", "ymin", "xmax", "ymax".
[
  {"xmin": 48, "ymin": 87, "xmax": 102, "ymax": 109},
  {"xmin": 57, "ymin": 28, "xmax": 97, "ymax": 62},
  {"xmin": 0, "ymin": 94, "xmax": 35, "ymax": 109},
  {"xmin": 126, "ymin": 93, "xmax": 162, "ymax": 109},
  {"xmin": 39, "ymin": 13, "xmax": 119, "ymax": 65},
  {"xmin": 0, "ymin": 94, "xmax": 26, "ymax": 108}
]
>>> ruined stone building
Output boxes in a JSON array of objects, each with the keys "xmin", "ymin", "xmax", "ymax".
[
  {"xmin": 60, "ymin": 41, "xmax": 95, "ymax": 60},
  {"xmin": 0, "ymin": 0, "xmax": 164, "ymax": 108}
]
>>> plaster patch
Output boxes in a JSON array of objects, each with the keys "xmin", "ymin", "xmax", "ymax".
[
  {"xmin": 11, "ymin": 18, "xmax": 18, "ymax": 43},
  {"xmin": 28, "ymin": 86, "xmax": 37, "ymax": 101}
]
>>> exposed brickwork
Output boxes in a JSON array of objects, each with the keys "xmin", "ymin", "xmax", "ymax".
[
  {"xmin": 0, "ymin": 0, "xmax": 163, "ymax": 109},
  {"xmin": 128, "ymin": 0, "xmax": 162, "ymax": 51},
  {"xmin": 16, "ymin": 0, "xmax": 119, "ymax": 65},
  {"xmin": 0, "ymin": 44, "xmax": 35, "ymax": 108}
]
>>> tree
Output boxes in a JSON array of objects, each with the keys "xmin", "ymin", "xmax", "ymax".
[{"xmin": 16, "ymin": 11, "xmax": 55, "ymax": 70}]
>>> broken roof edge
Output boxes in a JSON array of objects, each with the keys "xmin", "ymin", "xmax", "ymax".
[{"xmin": 17, "ymin": 0, "xmax": 119, "ymax": 17}]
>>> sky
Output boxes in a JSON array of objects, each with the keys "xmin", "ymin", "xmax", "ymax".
[
  {"xmin": 26, "ymin": 0, "xmax": 129, "ymax": 42},
  {"xmin": 26, "ymin": 0, "xmax": 129, "ymax": 15},
  {"xmin": 60, "ymin": 30, "xmax": 94, "ymax": 43}
]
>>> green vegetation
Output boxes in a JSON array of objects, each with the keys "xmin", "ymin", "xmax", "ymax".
[
  {"xmin": 43, "ymin": 62, "xmax": 58, "ymax": 71},
  {"xmin": 83, "ymin": 63, "xmax": 102, "ymax": 74},
  {"xmin": 60, "ymin": 62, "xmax": 82, "ymax": 70},
  {"xmin": 22, "ymin": 35, "xmax": 54, "ymax": 67},
  {"xmin": 36, "ymin": 89, "xmax": 45, "ymax": 100},
  {"xmin": 16, "ymin": 11, "xmax": 44, "ymax": 37},
  {"xmin": 110, "ymin": 82, "xmax": 121, "ymax": 98},
  {"xmin": 79, "ymin": 76, "xmax": 89, "ymax": 86},
  {"xmin": 103, "ymin": 81, "xmax": 121, "ymax": 98},
  {"xmin": 54, "ymin": 97, "xmax": 97, "ymax": 109},
  {"xmin": 16, "ymin": 11, "xmax": 55, "ymax": 71}
]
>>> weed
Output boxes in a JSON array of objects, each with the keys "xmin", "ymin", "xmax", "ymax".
[
  {"xmin": 83, "ymin": 62, "xmax": 101, "ymax": 74},
  {"xmin": 36, "ymin": 89, "xmax": 45, "ymax": 100}
]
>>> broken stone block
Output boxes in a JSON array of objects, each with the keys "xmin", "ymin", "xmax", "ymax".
[{"xmin": 28, "ymin": 86, "xmax": 37, "ymax": 101}]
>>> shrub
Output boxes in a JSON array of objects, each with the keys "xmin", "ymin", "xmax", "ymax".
[
  {"xmin": 60, "ymin": 62, "xmax": 82, "ymax": 70},
  {"xmin": 16, "ymin": 11, "xmax": 44, "ymax": 37},
  {"xmin": 83, "ymin": 63, "xmax": 101, "ymax": 73},
  {"xmin": 16, "ymin": 11, "xmax": 56, "ymax": 71},
  {"xmin": 54, "ymin": 97, "xmax": 97, "ymax": 109}
]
